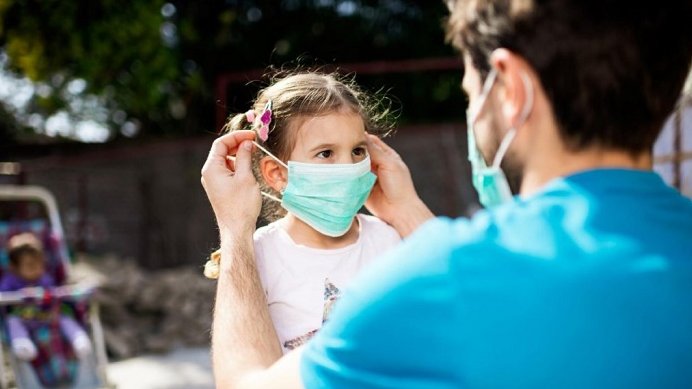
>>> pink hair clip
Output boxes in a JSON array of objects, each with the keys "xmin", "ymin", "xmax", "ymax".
[
  {"xmin": 244, "ymin": 101, "xmax": 272, "ymax": 141},
  {"xmin": 254, "ymin": 100, "xmax": 272, "ymax": 142},
  {"xmin": 245, "ymin": 110, "xmax": 256, "ymax": 123}
]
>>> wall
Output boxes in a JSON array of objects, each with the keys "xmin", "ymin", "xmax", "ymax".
[{"xmin": 9, "ymin": 124, "xmax": 477, "ymax": 269}]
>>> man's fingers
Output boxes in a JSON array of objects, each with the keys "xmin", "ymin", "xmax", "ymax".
[
  {"xmin": 366, "ymin": 134, "xmax": 385, "ymax": 167},
  {"xmin": 202, "ymin": 131, "xmax": 256, "ymax": 175},
  {"xmin": 366, "ymin": 134, "xmax": 402, "ymax": 169},
  {"xmin": 367, "ymin": 134, "xmax": 398, "ymax": 158},
  {"xmin": 234, "ymin": 141, "xmax": 254, "ymax": 179},
  {"xmin": 225, "ymin": 156, "xmax": 236, "ymax": 172},
  {"xmin": 366, "ymin": 133, "xmax": 384, "ymax": 153},
  {"xmin": 369, "ymin": 134, "xmax": 400, "ymax": 156},
  {"xmin": 212, "ymin": 131, "xmax": 255, "ymax": 158},
  {"xmin": 217, "ymin": 130, "xmax": 256, "ymax": 156}
]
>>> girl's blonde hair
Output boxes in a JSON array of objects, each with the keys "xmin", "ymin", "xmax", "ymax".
[{"xmin": 222, "ymin": 71, "xmax": 394, "ymax": 222}]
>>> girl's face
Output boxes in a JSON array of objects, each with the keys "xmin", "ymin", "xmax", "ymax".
[
  {"xmin": 288, "ymin": 110, "xmax": 368, "ymax": 164},
  {"xmin": 15, "ymin": 253, "xmax": 46, "ymax": 282}
]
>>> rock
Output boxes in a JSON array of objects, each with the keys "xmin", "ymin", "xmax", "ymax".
[
  {"xmin": 72, "ymin": 254, "xmax": 215, "ymax": 360},
  {"xmin": 103, "ymin": 327, "xmax": 139, "ymax": 359}
]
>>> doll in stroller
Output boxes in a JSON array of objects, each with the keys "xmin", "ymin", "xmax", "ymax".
[{"xmin": 0, "ymin": 185, "xmax": 111, "ymax": 389}]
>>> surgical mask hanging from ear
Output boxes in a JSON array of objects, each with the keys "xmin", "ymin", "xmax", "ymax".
[
  {"xmin": 253, "ymin": 142, "xmax": 376, "ymax": 237},
  {"xmin": 466, "ymin": 68, "xmax": 534, "ymax": 208}
]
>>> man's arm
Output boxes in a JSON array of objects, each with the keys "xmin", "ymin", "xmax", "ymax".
[
  {"xmin": 201, "ymin": 132, "xmax": 305, "ymax": 389},
  {"xmin": 212, "ymin": 229, "xmax": 305, "ymax": 388}
]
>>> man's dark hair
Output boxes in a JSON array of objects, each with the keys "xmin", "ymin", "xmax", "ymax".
[{"xmin": 446, "ymin": 0, "xmax": 692, "ymax": 154}]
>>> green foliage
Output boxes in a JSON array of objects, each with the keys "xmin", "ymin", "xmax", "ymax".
[
  {"xmin": 0, "ymin": 0, "xmax": 191, "ymax": 136},
  {"xmin": 0, "ymin": 0, "xmax": 464, "ymax": 141},
  {"xmin": 0, "ymin": 101, "xmax": 21, "ymax": 144}
]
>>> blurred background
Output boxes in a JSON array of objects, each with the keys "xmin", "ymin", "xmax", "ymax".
[
  {"xmin": 0, "ymin": 0, "xmax": 479, "ymax": 269},
  {"xmin": 0, "ymin": 1, "xmax": 689, "ymax": 387}
]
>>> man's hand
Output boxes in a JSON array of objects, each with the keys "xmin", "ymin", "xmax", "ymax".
[
  {"xmin": 365, "ymin": 134, "xmax": 434, "ymax": 237},
  {"xmin": 201, "ymin": 131, "xmax": 261, "ymax": 236}
]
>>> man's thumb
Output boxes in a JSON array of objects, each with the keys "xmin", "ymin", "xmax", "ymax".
[{"xmin": 234, "ymin": 141, "xmax": 254, "ymax": 178}]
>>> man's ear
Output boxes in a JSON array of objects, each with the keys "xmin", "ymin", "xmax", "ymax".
[
  {"xmin": 260, "ymin": 156, "xmax": 287, "ymax": 192},
  {"xmin": 490, "ymin": 48, "xmax": 536, "ymax": 129}
]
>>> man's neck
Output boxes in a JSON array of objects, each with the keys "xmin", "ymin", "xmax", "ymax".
[{"xmin": 520, "ymin": 146, "xmax": 653, "ymax": 197}]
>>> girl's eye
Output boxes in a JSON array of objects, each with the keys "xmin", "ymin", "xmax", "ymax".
[
  {"xmin": 317, "ymin": 150, "xmax": 333, "ymax": 159},
  {"xmin": 352, "ymin": 147, "xmax": 366, "ymax": 157}
]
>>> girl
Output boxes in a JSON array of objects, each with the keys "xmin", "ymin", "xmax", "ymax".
[{"xmin": 205, "ymin": 72, "xmax": 401, "ymax": 353}]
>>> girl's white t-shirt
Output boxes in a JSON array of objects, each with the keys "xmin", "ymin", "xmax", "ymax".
[{"xmin": 254, "ymin": 214, "xmax": 401, "ymax": 354}]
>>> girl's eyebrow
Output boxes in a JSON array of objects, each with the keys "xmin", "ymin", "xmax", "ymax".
[
  {"xmin": 308, "ymin": 143, "xmax": 336, "ymax": 152},
  {"xmin": 308, "ymin": 140, "xmax": 367, "ymax": 152}
]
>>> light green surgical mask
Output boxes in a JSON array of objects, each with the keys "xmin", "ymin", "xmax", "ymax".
[
  {"xmin": 255, "ymin": 142, "xmax": 376, "ymax": 237},
  {"xmin": 466, "ymin": 68, "xmax": 533, "ymax": 208}
]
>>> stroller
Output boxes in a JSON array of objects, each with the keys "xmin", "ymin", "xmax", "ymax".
[{"xmin": 0, "ymin": 185, "xmax": 112, "ymax": 389}]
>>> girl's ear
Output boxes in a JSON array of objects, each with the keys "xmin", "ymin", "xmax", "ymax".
[{"xmin": 260, "ymin": 156, "xmax": 287, "ymax": 192}]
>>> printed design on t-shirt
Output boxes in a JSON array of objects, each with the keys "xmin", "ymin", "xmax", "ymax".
[
  {"xmin": 283, "ymin": 329, "xmax": 318, "ymax": 351},
  {"xmin": 284, "ymin": 278, "xmax": 341, "ymax": 351},
  {"xmin": 322, "ymin": 278, "xmax": 340, "ymax": 323}
]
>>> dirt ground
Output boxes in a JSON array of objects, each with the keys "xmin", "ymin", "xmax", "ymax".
[{"xmin": 107, "ymin": 347, "xmax": 213, "ymax": 389}]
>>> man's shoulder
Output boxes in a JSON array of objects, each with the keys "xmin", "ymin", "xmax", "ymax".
[
  {"xmin": 300, "ymin": 215, "xmax": 510, "ymax": 387},
  {"xmin": 400, "ymin": 211, "xmax": 517, "ymax": 261},
  {"xmin": 351, "ymin": 215, "xmax": 495, "ymax": 295},
  {"xmin": 371, "ymin": 199, "xmax": 565, "ymax": 288}
]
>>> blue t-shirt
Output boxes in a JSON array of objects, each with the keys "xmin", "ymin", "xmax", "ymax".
[{"xmin": 301, "ymin": 169, "xmax": 692, "ymax": 388}]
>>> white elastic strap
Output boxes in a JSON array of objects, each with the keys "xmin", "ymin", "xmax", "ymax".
[
  {"xmin": 492, "ymin": 128, "xmax": 517, "ymax": 168},
  {"xmin": 253, "ymin": 141, "xmax": 288, "ymax": 169},
  {"xmin": 491, "ymin": 72, "xmax": 534, "ymax": 169},
  {"xmin": 470, "ymin": 69, "xmax": 498, "ymax": 121},
  {"xmin": 261, "ymin": 191, "xmax": 282, "ymax": 202},
  {"xmin": 224, "ymin": 142, "xmax": 287, "ymax": 170},
  {"xmin": 467, "ymin": 70, "xmax": 498, "ymax": 161}
]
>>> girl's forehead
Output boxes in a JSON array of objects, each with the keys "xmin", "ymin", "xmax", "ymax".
[{"xmin": 293, "ymin": 111, "xmax": 366, "ymax": 147}]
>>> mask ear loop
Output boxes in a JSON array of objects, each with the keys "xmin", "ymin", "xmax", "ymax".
[
  {"xmin": 469, "ymin": 70, "xmax": 499, "ymax": 127},
  {"xmin": 252, "ymin": 141, "xmax": 288, "ymax": 169},
  {"xmin": 468, "ymin": 69, "xmax": 499, "ymax": 169},
  {"xmin": 491, "ymin": 71, "xmax": 534, "ymax": 169},
  {"xmin": 260, "ymin": 190, "xmax": 282, "ymax": 203},
  {"xmin": 253, "ymin": 141, "xmax": 287, "ymax": 202}
]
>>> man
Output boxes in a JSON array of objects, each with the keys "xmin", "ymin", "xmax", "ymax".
[{"xmin": 201, "ymin": 0, "xmax": 692, "ymax": 387}]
